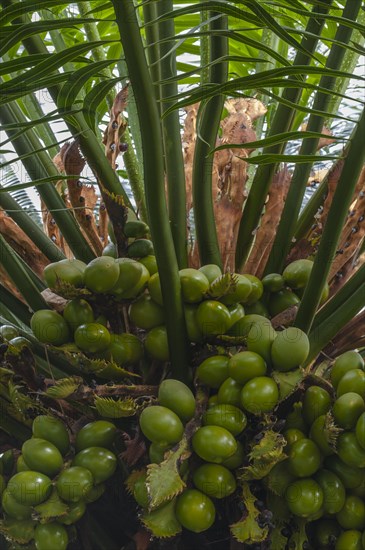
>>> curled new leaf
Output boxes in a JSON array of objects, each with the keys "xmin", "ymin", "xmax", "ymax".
[
  {"xmin": 146, "ymin": 437, "xmax": 188, "ymax": 510},
  {"xmin": 208, "ymin": 273, "xmax": 238, "ymax": 299},
  {"xmin": 33, "ymin": 488, "xmax": 69, "ymax": 521},
  {"xmin": 240, "ymin": 430, "xmax": 287, "ymax": 481},
  {"xmin": 141, "ymin": 498, "xmax": 182, "ymax": 539},
  {"xmin": 230, "ymin": 482, "xmax": 269, "ymax": 544},
  {"xmin": 94, "ymin": 396, "xmax": 137, "ymax": 418},
  {"xmin": 0, "ymin": 519, "xmax": 35, "ymax": 544},
  {"xmin": 45, "ymin": 376, "xmax": 83, "ymax": 399}
]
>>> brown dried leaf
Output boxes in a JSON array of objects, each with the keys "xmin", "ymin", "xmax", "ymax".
[
  {"xmin": 103, "ymin": 86, "xmax": 129, "ymax": 169},
  {"xmin": 244, "ymin": 168, "xmax": 291, "ymax": 277},
  {"xmin": 301, "ymin": 123, "xmax": 335, "ymax": 151},
  {"xmin": 0, "ymin": 211, "xmax": 48, "ymax": 277},
  {"xmin": 41, "ymin": 289, "xmax": 68, "ymax": 312},
  {"xmin": 61, "ymin": 141, "xmax": 103, "ymax": 256},
  {"xmin": 329, "ymin": 168, "xmax": 365, "ymax": 284}
]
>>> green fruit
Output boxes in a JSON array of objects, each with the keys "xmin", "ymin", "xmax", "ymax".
[
  {"xmin": 129, "ymin": 294, "xmax": 165, "ymax": 330},
  {"xmin": 102, "ymin": 242, "xmax": 117, "ymax": 258},
  {"xmin": 127, "ymin": 238, "xmax": 154, "ymax": 258},
  {"xmin": 284, "ymin": 428, "xmax": 305, "ymax": 449},
  {"xmin": 158, "ymin": 379, "xmax": 195, "ymax": 422},
  {"xmin": 196, "ymin": 355, "xmax": 229, "ymax": 388},
  {"xmin": 217, "ymin": 377, "xmax": 243, "ymax": 407},
  {"xmin": 268, "ymin": 288, "xmax": 300, "ymax": 317},
  {"xmin": 192, "ymin": 426, "xmax": 237, "ymax": 463},
  {"xmin": 148, "ymin": 272, "xmax": 163, "ymax": 305},
  {"xmin": 227, "ymin": 303, "xmax": 245, "ymax": 328},
  {"xmin": 246, "ymin": 319, "xmax": 276, "ymax": 366},
  {"xmin": 43, "ymin": 259, "xmax": 86, "ymax": 288},
  {"xmin": 179, "ymin": 268, "xmax": 210, "ymax": 303},
  {"xmin": 123, "ymin": 220, "xmax": 149, "ymax": 238},
  {"xmin": 282, "ymin": 259, "xmax": 314, "ymax": 289},
  {"xmin": 240, "ymin": 376, "xmax": 279, "ymax": 413},
  {"xmin": 333, "ymin": 393, "xmax": 365, "ymax": 429},
  {"xmin": 144, "ymin": 326, "xmax": 170, "ymax": 361},
  {"xmin": 184, "ymin": 305, "xmax": 203, "ymax": 343},
  {"xmin": 149, "ymin": 442, "xmax": 170, "ymax": 464},
  {"xmin": 109, "ymin": 258, "xmax": 143, "ymax": 297},
  {"xmin": 196, "ymin": 300, "xmax": 231, "ymax": 336},
  {"xmin": 31, "ymin": 310, "xmax": 70, "ymax": 346},
  {"xmin": 309, "ymin": 415, "xmax": 335, "ymax": 457},
  {"xmin": 22, "ymin": 438, "xmax": 63, "ymax": 477},
  {"xmin": 2, "ymin": 489, "xmax": 33, "ymax": 520},
  {"xmin": 285, "ymin": 478, "xmax": 323, "ymax": 518},
  {"xmin": 63, "ymin": 298, "xmax": 94, "ymax": 332},
  {"xmin": 271, "ymin": 327, "xmax": 309, "ymax": 371},
  {"xmin": 74, "ymin": 323, "xmax": 111, "ymax": 353},
  {"xmin": 108, "ymin": 333, "xmax": 143, "ymax": 365},
  {"xmin": 227, "ymin": 313, "xmax": 269, "ymax": 338},
  {"xmin": 199, "ymin": 264, "xmax": 222, "ymax": 284},
  {"xmin": 193, "ymin": 463, "xmax": 236, "ymax": 499},
  {"xmin": 335, "ymin": 530, "xmax": 363, "ymax": 550},
  {"xmin": 325, "ymin": 455, "xmax": 364, "ymax": 489},
  {"xmin": 34, "ymin": 522, "xmax": 68, "ymax": 550},
  {"xmin": 56, "ymin": 466, "xmax": 94, "ymax": 502},
  {"xmin": 75, "ymin": 420, "xmax": 116, "ymax": 452},
  {"xmin": 203, "ymin": 403, "xmax": 247, "ymax": 436},
  {"xmin": 220, "ymin": 274, "xmax": 252, "ymax": 306},
  {"xmin": 243, "ymin": 301, "xmax": 269, "ymax": 317},
  {"xmin": 336, "ymin": 495, "xmax": 365, "ymax": 530},
  {"xmin": 32, "ymin": 416, "xmax": 70, "ymax": 456},
  {"xmin": 72, "ymin": 447, "xmax": 117, "ymax": 484},
  {"xmin": 337, "ymin": 431, "xmax": 365, "ymax": 468},
  {"xmin": 8, "ymin": 471, "xmax": 52, "ymax": 506},
  {"xmin": 261, "ymin": 273, "xmax": 285, "ymax": 292},
  {"xmin": 139, "ymin": 255, "xmax": 158, "ymax": 275},
  {"xmin": 331, "ymin": 350, "xmax": 364, "ymax": 388},
  {"xmin": 302, "ymin": 386, "xmax": 331, "ymax": 425},
  {"xmin": 117, "ymin": 263, "xmax": 150, "ymax": 299},
  {"xmin": 287, "ymin": 438, "xmax": 321, "ymax": 477},
  {"xmin": 314, "ymin": 469, "xmax": 346, "ymax": 514},
  {"xmin": 228, "ymin": 351, "xmax": 267, "ymax": 385},
  {"xmin": 132, "ymin": 471, "xmax": 149, "ymax": 507},
  {"xmin": 84, "ymin": 483, "xmax": 105, "ymax": 503},
  {"xmin": 356, "ymin": 412, "xmax": 365, "ymax": 449},
  {"xmin": 175, "ymin": 489, "xmax": 215, "ymax": 533},
  {"xmin": 16, "ymin": 455, "xmax": 30, "ymax": 472},
  {"xmin": 139, "ymin": 405, "xmax": 184, "ymax": 445},
  {"xmin": 60, "ymin": 499, "xmax": 86, "ymax": 524},
  {"xmin": 336, "ymin": 369, "xmax": 365, "ymax": 397},
  {"xmin": 84, "ymin": 257, "xmax": 120, "ymax": 293},
  {"xmin": 221, "ymin": 441, "xmax": 244, "ymax": 470},
  {"xmin": 242, "ymin": 274, "xmax": 264, "ymax": 305}
]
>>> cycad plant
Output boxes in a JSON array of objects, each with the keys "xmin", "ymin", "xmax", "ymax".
[{"xmin": 0, "ymin": 1, "xmax": 365, "ymax": 548}]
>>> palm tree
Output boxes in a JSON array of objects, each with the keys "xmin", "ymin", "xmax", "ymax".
[{"xmin": 0, "ymin": 1, "xmax": 364, "ymax": 548}]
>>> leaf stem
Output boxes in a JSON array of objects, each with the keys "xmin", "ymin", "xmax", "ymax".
[
  {"xmin": 235, "ymin": 0, "xmax": 333, "ymax": 270},
  {"xmin": 157, "ymin": 0, "xmax": 188, "ymax": 268},
  {"xmin": 111, "ymin": 0, "xmax": 189, "ymax": 382},
  {"xmin": 295, "ymin": 106, "xmax": 365, "ymax": 332},
  {"xmin": 192, "ymin": 10, "xmax": 228, "ymax": 268},
  {"xmin": 265, "ymin": 0, "xmax": 362, "ymax": 275}
]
